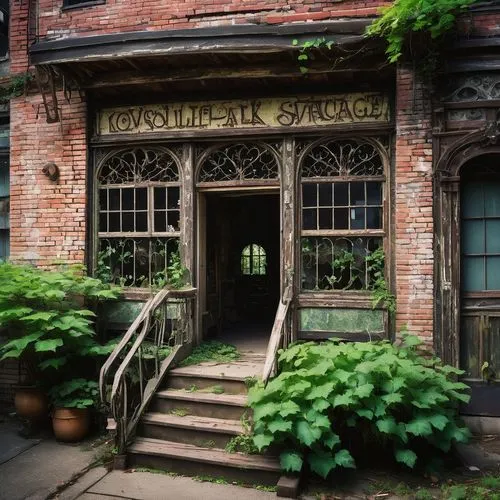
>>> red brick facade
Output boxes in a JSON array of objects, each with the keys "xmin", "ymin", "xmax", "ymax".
[{"xmin": 6, "ymin": 1, "xmax": 500, "ymax": 345}]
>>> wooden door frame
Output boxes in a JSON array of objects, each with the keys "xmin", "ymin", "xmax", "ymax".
[{"xmin": 434, "ymin": 129, "xmax": 500, "ymax": 367}]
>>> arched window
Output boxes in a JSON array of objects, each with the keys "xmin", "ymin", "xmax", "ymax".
[
  {"xmin": 95, "ymin": 147, "xmax": 181, "ymax": 287},
  {"xmin": 241, "ymin": 244, "xmax": 267, "ymax": 276},
  {"xmin": 300, "ymin": 138, "xmax": 386, "ymax": 291}
]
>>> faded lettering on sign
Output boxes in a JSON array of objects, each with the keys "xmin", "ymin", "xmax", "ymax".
[{"xmin": 98, "ymin": 93, "xmax": 390, "ymax": 135}]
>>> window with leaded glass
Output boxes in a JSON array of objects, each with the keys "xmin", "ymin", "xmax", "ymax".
[
  {"xmin": 300, "ymin": 138, "xmax": 386, "ymax": 291},
  {"xmin": 241, "ymin": 244, "xmax": 267, "ymax": 276},
  {"xmin": 96, "ymin": 147, "xmax": 181, "ymax": 287}
]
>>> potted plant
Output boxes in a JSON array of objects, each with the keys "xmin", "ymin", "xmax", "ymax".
[{"xmin": 49, "ymin": 378, "xmax": 99, "ymax": 442}]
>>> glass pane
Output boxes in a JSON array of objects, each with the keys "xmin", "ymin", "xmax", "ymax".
[
  {"xmin": 350, "ymin": 183, "xmax": 365, "ymax": 206},
  {"xmin": 462, "ymin": 256, "xmax": 485, "ymax": 291},
  {"xmin": 462, "ymin": 182, "xmax": 483, "ymax": 217},
  {"xmin": 302, "ymin": 184, "xmax": 317, "ymax": 207},
  {"xmin": 167, "ymin": 211, "xmax": 180, "ymax": 231},
  {"xmin": 318, "ymin": 184, "xmax": 332, "ymax": 206},
  {"xmin": 154, "ymin": 212, "xmax": 166, "ymax": 232},
  {"xmin": 122, "ymin": 212, "xmax": 134, "ymax": 232},
  {"xmin": 319, "ymin": 208, "xmax": 333, "ymax": 229},
  {"xmin": 484, "ymin": 182, "xmax": 500, "ymax": 216},
  {"xmin": 303, "ymin": 209, "xmax": 317, "ymax": 230},
  {"xmin": 99, "ymin": 213, "xmax": 107, "ymax": 232},
  {"xmin": 154, "ymin": 187, "xmax": 166, "ymax": 209},
  {"xmin": 109, "ymin": 212, "xmax": 120, "ymax": 232},
  {"xmin": 135, "ymin": 212, "xmax": 147, "ymax": 232},
  {"xmin": 122, "ymin": 188, "xmax": 134, "ymax": 210},
  {"xmin": 366, "ymin": 182, "xmax": 382, "ymax": 205},
  {"xmin": 366, "ymin": 207, "xmax": 382, "ymax": 229},
  {"xmin": 486, "ymin": 220, "xmax": 500, "ymax": 254},
  {"xmin": 99, "ymin": 190, "xmax": 107, "ymax": 210},
  {"xmin": 462, "ymin": 219, "xmax": 484, "ymax": 254},
  {"xmin": 487, "ymin": 257, "xmax": 500, "ymax": 290},
  {"xmin": 334, "ymin": 183, "xmax": 348, "ymax": 206},
  {"xmin": 350, "ymin": 207, "xmax": 365, "ymax": 230},
  {"xmin": 109, "ymin": 189, "xmax": 120, "ymax": 211},
  {"xmin": 136, "ymin": 188, "xmax": 147, "ymax": 210},
  {"xmin": 168, "ymin": 186, "xmax": 180, "ymax": 209},
  {"xmin": 334, "ymin": 208, "xmax": 348, "ymax": 230}
]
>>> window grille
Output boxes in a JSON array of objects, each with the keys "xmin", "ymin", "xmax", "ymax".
[
  {"xmin": 300, "ymin": 139, "xmax": 385, "ymax": 291},
  {"xmin": 96, "ymin": 148, "xmax": 181, "ymax": 287}
]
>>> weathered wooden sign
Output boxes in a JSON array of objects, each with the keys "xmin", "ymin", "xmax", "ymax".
[{"xmin": 97, "ymin": 93, "xmax": 390, "ymax": 136}]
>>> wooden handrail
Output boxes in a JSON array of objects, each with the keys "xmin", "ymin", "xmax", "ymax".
[{"xmin": 262, "ymin": 285, "xmax": 292, "ymax": 384}]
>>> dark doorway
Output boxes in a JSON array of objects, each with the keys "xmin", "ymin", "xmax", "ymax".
[{"xmin": 203, "ymin": 192, "xmax": 280, "ymax": 353}]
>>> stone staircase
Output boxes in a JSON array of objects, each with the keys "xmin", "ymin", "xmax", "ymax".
[{"xmin": 127, "ymin": 353, "xmax": 281, "ymax": 485}]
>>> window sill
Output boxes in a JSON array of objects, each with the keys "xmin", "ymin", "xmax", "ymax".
[{"xmin": 62, "ymin": 0, "xmax": 105, "ymax": 12}]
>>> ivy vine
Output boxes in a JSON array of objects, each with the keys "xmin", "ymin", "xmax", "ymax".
[
  {"xmin": 365, "ymin": 0, "xmax": 478, "ymax": 63},
  {"xmin": 0, "ymin": 72, "xmax": 32, "ymax": 104}
]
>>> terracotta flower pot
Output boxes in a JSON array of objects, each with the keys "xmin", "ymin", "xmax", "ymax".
[
  {"xmin": 14, "ymin": 386, "xmax": 48, "ymax": 420},
  {"xmin": 52, "ymin": 407, "xmax": 90, "ymax": 442}
]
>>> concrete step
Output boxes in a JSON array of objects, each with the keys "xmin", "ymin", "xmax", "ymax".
[
  {"xmin": 151, "ymin": 389, "xmax": 249, "ymax": 420},
  {"xmin": 128, "ymin": 437, "xmax": 281, "ymax": 486},
  {"xmin": 138, "ymin": 412, "xmax": 243, "ymax": 448}
]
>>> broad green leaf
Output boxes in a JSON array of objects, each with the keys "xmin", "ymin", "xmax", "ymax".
[
  {"xmin": 395, "ymin": 448, "xmax": 417, "ymax": 468},
  {"xmin": 306, "ymin": 382, "xmax": 334, "ymax": 400},
  {"xmin": 253, "ymin": 433, "xmax": 273, "ymax": 451},
  {"xmin": 1, "ymin": 332, "xmax": 44, "ymax": 354},
  {"xmin": 308, "ymin": 452, "xmax": 337, "ymax": 478},
  {"xmin": 428, "ymin": 414, "xmax": 449, "ymax": 431},
  {"xmin": 280, "ymin": 451, "xmax": 303, "ymax": 473},
  {"xmin": 334, "ymin": 449, "xmax": 355, "ymax": 469},
  {"xmin": 406, "ymin": 417, "xmax": 433, "ymax": 437},
  {"xmin": 356, "ymin": 409, "xmax": 374, "ymax": 420},
  {"xmin": 288, "ymin": 380, "xmax": 311, "ymax": 396},
  {"xmin": 354, "ymin": 383, "xmax": 374, "ymax": 399},
  {"xmin": 376, "ymin": 417, "xmax": 398, "ymax": 435},
  {"xmin": 312, "ymin": 414, "xmax": 331, "ymax": 429},
  {"xmin": 20, "ymin": 311, "xmax": 57, "ymax": 322},
  {"xmin": 253, "ymin": 402, "xmax": 280, "ymax": 421},
  {"xmin": 296, "ymin": 421, "xmax": 321, "ymax": 446},
  {"xmin": 332, "ymin": 392, "xmax": 354, "ymax": 408},
  {"xmin": 279, "ymin": 400, "xmax": 301, "ymax": 418},
  {"xmin": 382, "ymin": 392, "xmax": 403, "ymax": 405},
  {"xmin": 268, "ymin": 418, "xmax": 292, "ymax": 434},
  {"xmin": 312, "ymin": 398, "xmax": 330, "ymax": 412},
  {"xmin": 34, "ymin": 338, "xmax": 64, "ymax": 352},
  {"xmin": 324, "ymin": 432, "xmax": 341, "ymax": 450}
]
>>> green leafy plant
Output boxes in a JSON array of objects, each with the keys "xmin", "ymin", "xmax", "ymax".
[
  {"xmin": 366, "ymin": 247, "xmax": 396, "ymax": 314},
  {"xmin": 225, "ymin": 434, "xmax": 259, "ymax": 454},
  {"xmin": 366, "ymin": 0, "xmax": 477, "ymax": 63},
  {"xmin": 0, "ymin": 262, "xmax": 121, "ymax": 383},
  {"xmin": 49, "ymin": 378, "xmax": 99, "ymax": 409},
  {"xmin": 292, "ymin": 37, "xmax": 335, "ymax": 74},
  {"xmin": 0, "ymin": 73, "xmax": 32, "ymax": 104},
  {"xmin": 179, "ymin": 341, "xmax": 240, "ymax": 367},
  {"xmin": 248, "ymin": 335, "xmax": 470, "ymax": 478}
]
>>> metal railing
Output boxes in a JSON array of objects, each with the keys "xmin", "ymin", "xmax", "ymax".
[
  {"xmin": 262, "ymin": 285, "xmax": 293, "ymax": 384},
  {"xmin": 99, "ymin": 287, "xmax": 196, "ymax": 453}
]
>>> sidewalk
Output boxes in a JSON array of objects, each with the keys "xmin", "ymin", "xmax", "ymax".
[{"xmin": 58, "ymin": 469, "xmax": 276, "ymax": 500}]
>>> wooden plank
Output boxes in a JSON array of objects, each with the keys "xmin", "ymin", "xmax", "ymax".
[
  {"xmin": 299, "ymin": 330, "xmax": 384, "ymax": 341},
  {"xmin": 129, "ymin": 437, "xmax": 281, "ymax": 471},
  {"xmin": 156, "ymin": 389, "xmax": 247, "ymax": 407},
  {"xmin": 142, "ymin": 412, "xmax": 243, "ymax": 435}
]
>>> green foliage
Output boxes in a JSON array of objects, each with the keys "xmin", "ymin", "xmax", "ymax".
[
  {"xmin": 179, "ymin": 341, "xmax": 240, "ymax": 367},
  {"xmin": 0, "ymin": 262, "xmax": 120, "ymax": 382},
  {"xmin": 0, "ymin": 73, "xmax": 32, "ymax": 105},
  {"xmin": 366, "ymin": 0, "xmax": 477, "ymax": 63},
  {"xmin": 170, "ymin": 407, "xmax": 189, "ymax": 417},
  {"xmin": 292, "ymin": 37, "xmax": 335, "ymax": 74},
  {"xmin": 366, "ymin": 247, "xmax": 396, "ymax": 314},
  {"xmin": 249, "ymin": 335, "xmax": 471, "ymax": 478},
  {"xmin": 153, "ymin": 248, "xmax": 190, "ymax": 290},
  {"xmin": 225, "ymin": 434, "xmax": 259, "ymax": 454},
  {"xmin": 49, "ymin": 378, "xmax": 99, "ymax": 409}
]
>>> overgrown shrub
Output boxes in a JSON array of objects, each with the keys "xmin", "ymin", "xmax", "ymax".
[
  {"xmin": 0, "ymin": 262, "xmax": 120, "ymax": 382},
  {"xmin": 249, "ymin": 336, "xmax": 471, "ymax": 478}
]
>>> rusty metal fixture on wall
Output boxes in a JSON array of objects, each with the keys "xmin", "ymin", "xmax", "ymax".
[
  {"xmin": 34, "ymin": 65, "xmax": 60, "ymax": 123},
  {"xmin": 42, "ymin": 162, "xmax": 60, "ymax": 181}
]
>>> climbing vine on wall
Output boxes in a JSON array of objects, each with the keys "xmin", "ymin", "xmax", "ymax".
[
  {"xmin": 366, "ymin": 0, "xmax": 478, "ymax": 63},
  {"xmin": 0, "ymin": 73, "xmax": 32, "ymax": 104}
]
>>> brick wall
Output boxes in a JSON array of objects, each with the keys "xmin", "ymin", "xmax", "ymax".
[
  {"xmin": 394, "ymin": 67, "xmax": 434, "ymax": 343},
  {"xmin": 36, "ymin": 0, "xmax": 388, "ymax": 40},
  {"xmin": 9, "ymin": 92, "xmax": 87, "ymax": 266}
]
